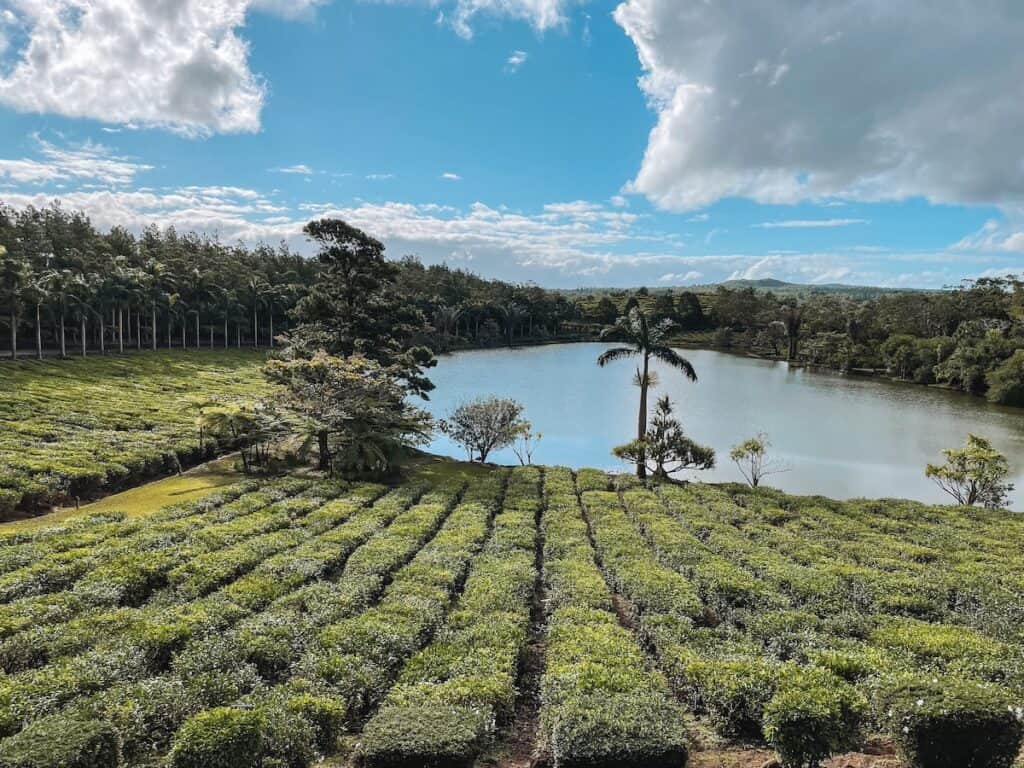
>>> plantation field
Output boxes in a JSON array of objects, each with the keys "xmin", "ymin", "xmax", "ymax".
[
  {"xmin": 0, "ymin": 351, "xmax": 271, "ymax": 517},
  {"xmin": 0, "ymin": 461, "xmax": 1021, "ymax": 768}
]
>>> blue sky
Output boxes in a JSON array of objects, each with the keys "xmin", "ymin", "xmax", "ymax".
[{"xmin": 0, "ymin": 0, "xmax": 1022, "ymax": 288}]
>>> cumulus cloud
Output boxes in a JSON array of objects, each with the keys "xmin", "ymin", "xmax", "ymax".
[
  {"xmin": 953, "ymin": 219, "xmax": 1024, "ymax": 254},
  {"xmin": 614, "ymin": 0, "xmax": 1024, "ymax": 211},
  {"xmin": 756, "ymin": 218, "xmax": 868, "ymax": 229},
  {"xmin": 658, "ymin": 270, "xmax": 702, "ymax": 283},
  {"xmin": 0, "ymin": 0, "xmax": 323, "ymax": 136},
  {"xmin": 441, "ymin": 172, "xmax": 462, "ymax": 181}
]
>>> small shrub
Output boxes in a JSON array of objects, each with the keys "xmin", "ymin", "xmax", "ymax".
[
  {"xmin": 0, "ymin": 714, "xmax": 121, "ymax": 768},
  {"xmin": 882, "ymin": 678, "xmax": 1024, "ymax": 768},
  {"xmin": 168, "ymin": 707, "xmax": 262, "ymax": 768},
  {"xmin": 763, "ymin": 668, "xmax": 866, "ymax": 768}
]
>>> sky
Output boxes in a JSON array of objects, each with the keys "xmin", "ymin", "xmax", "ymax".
[{"xmin": 0, "ymin": 0, "xmax": 1022, "ymax": 289}]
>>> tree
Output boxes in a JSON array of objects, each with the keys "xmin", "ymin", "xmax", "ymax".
[
  {"xmin": 612, "ymin": 395, "xmax": 714, "ymax": 478},
  {"xmin": 730, "ymin": 433, "xmax": 788, "ymax": 488},
  {"xmin": 292, "ymin": 219, "xmax": 436, "ymax": 398},
  {"xmin": 440, "ymin": 397, "xmax": 526, "ymax": 463},
  {"xmin": 925, "ymin": 435, "xmax": 1014, "ymax": 509},
  {"xmin": 0, "ymin": 245, "xmax": 27, "ymax": 359},
  {"xmin": 511, "ymin": 422, "xmax": 542, "ymax": 466},
  {"xmin": 196, "ymin": 401, "xmax": 286, "ymax": 475},
  {"xmin": 265, "ymin": 351, "xmax": 432, "ymax": 476},
  {"xmin": 986, "ymin": 349, "xmax": 1024, "ymax": 406},
  {"xmin": 782, "ymin": 305, "xmax": 803, "ymax": 361},
  {"xmin": 598, "ymin": 307, "xmax": 697, "ymax": 478}
]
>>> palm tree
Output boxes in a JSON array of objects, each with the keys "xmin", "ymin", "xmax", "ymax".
[
  {"xmin": 0, "ymin": 245, "xmax": 28, "ymax": 360},
  {"xmin": 244, "ymin": 276, "xmax": 269, "ymax": 348},
  {"xmin": 497, "ymin": 302, "xmax": 526, "ymax": 347},
  {"xmin": 22, "ymin": 273, "xmax": 50, "ymax": 360},
  {"xmin": 597, "ymin": 307, "xmax": 697, "ymax": 479},
  {"xmin": 782, "ymin": 305, "xmax": 803, "ymax": 361},
  {"xmin": 45, "ymin": 269, "xmax": 82, "ymax": 359}
]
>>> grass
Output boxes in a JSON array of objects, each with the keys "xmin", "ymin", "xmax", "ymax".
[{"xmin": 0, "ymin": 457, "xmax": 244, "ymax": 534}]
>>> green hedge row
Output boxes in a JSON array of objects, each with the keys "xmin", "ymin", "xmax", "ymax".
[
  {"xmin": 537, "ymin": 468, "xmax": 687, "ymax": 768},
  {"xmin": 360, "ymin": 466, "xmax": 542, "ymax": 767}
]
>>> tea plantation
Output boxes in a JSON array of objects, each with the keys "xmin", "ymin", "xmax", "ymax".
[
  {"xmin": 0, "ymin": 351, "xmax": 271, "ymax": 517},
  {"xmin": 0, "ymin": 460, "xmax": 1020, "ymax": 768}
]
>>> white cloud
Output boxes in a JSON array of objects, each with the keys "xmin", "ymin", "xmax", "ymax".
[
  {"xmin": 0, "ymin": 0, "xmax": 323, "ymax": 136},
  {"xmin": 425, "ymin": 1, "xmax": 574, "ymax": 39},
  {"xmin": 610, "ymin": 195, "xmax": 629, "ymax": 208},
  {"xmin": 953, "ymin": 219, "xmax": 1024, "ymax": 254},
  {"xmin": 366, "ymin": 173, "xmax": 395, "ymax": 181},
  {"xmin": 274, "ymin": 164, "xmax": 316, "ymax": 176},
  {"xmin": 658, "ymin": 270, "xmax": 702, "ymax": 283},
  {"xmin": 505, "ymin": 49, "xmax": 529, "ymax": 73},
  {"xmin": 686, "ymin": 213, "xmax": 709, "ymax": 223},
  {"xmin": 0, "ymin": 137, "xmax": 151, "ymax": 186},
  {"xmin": 441, "ymin": 172, "xmax": 462, "ymax": 181},
  {"xmin": 756, "ymin": 218, "xmax": 868, "ymax": 229},
  {"xmin": 614, "ymin": 1, "xmax": 1024, "ymax": 211}
]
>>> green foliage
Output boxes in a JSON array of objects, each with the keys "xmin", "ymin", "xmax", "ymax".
[
  {"xmin": 439, "ymin": 396, "xmax": 526, "ymax": 463},
  {"xmin": 0, "ymin": 713, "xmax": 121, "ymax": 768},
  {"xmin": 882, "ymin": 678, "xmax": 1024, "ymax": 768},
  {"xmin": 985, "ymin": 348, "xmax": 1024, "ymax": 405},
  {"xmin": 613, "ymin": 396, "xmax": 714, "ymax": 478},
  {"xmin": 925, "ymin": 434, "xmax": 1014, "ymax": 508},
  {"xmin": 168, "ymin": 707, "xmax": 262, "ymax": 768},
  {"xmin": 762, "ymin": 669, "xmax": 866, "ymax": 768}
]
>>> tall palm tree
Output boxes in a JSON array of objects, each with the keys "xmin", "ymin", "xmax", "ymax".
[
  {"xmin": 0, "ymin": 245, "xmax": 28, "ymax": 360},
  {"xmin": 244, "ymin": 275, "xmax": 269, "ymax": 348},
  {"xmin": 497, "ymin": 302, "xmax": 526, "ymax": 348},
  {"xmin": 782, "ymin": 305, "xmax": 803, "ymax": 361},
  {"xmin": 45, "ymin": 268, "xmax": 81, "ymax": 359},
  {"xmin": 597, "ymin": 307, "xmax": 697, "ymax": 479}
]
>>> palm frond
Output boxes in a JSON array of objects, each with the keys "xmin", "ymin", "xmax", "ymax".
[
  {"xmin": 650, "ymin": 345, "xmax": 698, "ymax": 382},
  {"xmin": 597, "ymin": 347, "xmax": 637, "ymax": 367}
]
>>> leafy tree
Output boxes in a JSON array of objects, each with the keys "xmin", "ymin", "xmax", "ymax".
[
  {"xmin": 612, "ymin": 395, "xmax": 714, "ymax": 478},
  {"xmin": 730, "ymin": 433, "xmax": 788, "ymax": 488},
  {"xmin": 440, "ymin": 397, "xmax": 526, "ymax": 463},
  {"xmin": 595, "ymin": 296, "xmax": 618, "ymax": 325},
  {"xmin": 265, "ymin": 351, "xmax": 431, "ymax": 476},
  {"xmin": 196, "ymin": 401, "xmax": 285, "ymax": 475},
  {"xmin": 598, "ymin": 307, "xmax": 697, "ymax": 478},
  {"xmin": 925, "ymin": 435, "xmax": 1014, "ymax": 509},
  {"xmin": 511, "ymin": 422, "xmax": 542, "ymax": 466},
  {"xmin": 292, "ymin": 219, "xmax": 436, "ymax": 398},
  {"xmin": 782, "ymin": 305, "xmax": 803, "ymax": 361},
  {"xmin": 986, "ymin": 349, "xmax": 1024, "ymax": 406},
  {"xmin": 676, "ymin": 291, "xmax": 706, "ymax": 330}
]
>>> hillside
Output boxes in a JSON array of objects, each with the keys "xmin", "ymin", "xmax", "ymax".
[{"xmin": 0, "ymin": 459, "xmax": 1020, "ymax": 768}]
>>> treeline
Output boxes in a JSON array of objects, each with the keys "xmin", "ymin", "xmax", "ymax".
[
  {"xmin": 571, "ymin": 281, "xmax": 1024, "ymax": 406},
  {"xmin": 0, "ymin": 203, "xmax": 583, "ymax": 360}
]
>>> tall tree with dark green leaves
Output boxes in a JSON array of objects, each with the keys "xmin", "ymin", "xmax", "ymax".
[
  {"xmin": 597, "ymin": 307, "xmax": 697, "ymax": 478},
  {"xmin": 291, "ymin": 219, "xmax": 436, "ymax": 398}
]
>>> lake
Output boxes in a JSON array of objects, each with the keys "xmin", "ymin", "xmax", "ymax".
[{"xmin": 424, "ymin": 342, "xmax": 1024, "ymax": 508}]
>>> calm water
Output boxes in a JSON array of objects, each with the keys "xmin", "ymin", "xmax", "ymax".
[{"xmin": 424, "ymin": 343, "xmax": 1024, "ymax": 508}]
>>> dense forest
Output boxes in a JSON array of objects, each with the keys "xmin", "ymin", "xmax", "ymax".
[{"xmin": 2, "ymin": 202, "xmax": 1024, "ymax": 406}]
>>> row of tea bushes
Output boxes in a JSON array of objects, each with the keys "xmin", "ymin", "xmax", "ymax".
[
  {"xmin": 537, "ymin": 468, "xmax": 687, "ymax": 768},
  {"xmin": 638, "ymin": 481, "xmax": 1024, "ymax": 768},
  {"xmin": 359, "ymin": 466, "xmax": 543, "ymax": 767},
  {"xmin": 0, "ymin": 482, "xmax": 375, "ymax": 739},
  {"xmin": 164, "ymin": 472, "xmax": 508, "ymax": 768},
  {"xmin": 0, "ymin": 351, "xmax": 271, "ymax": 515},
  {"xmin": 0, "ymin": 473, "xmax": 475, "ymax": 768}
]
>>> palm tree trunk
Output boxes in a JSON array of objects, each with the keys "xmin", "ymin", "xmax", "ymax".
[
  {"xmin": 59, "ymin": 309, "xmax": 66, "ymax": 359},
  {"xmin": 9, "ymin": 310, "xmax": 15, "ymax": 360},
  {"xmin": 136, "ymin": 313, "xmax": 141, "ymax": 351},
  {"xmin": 167, "ymin": 317, "xmax": 172, "ymax": 350},
  {"xmin": 118, "ymin": 308, "xmax": 124, "ymax": 353},
  {"xmin": 195, "ymin": 313, "xmax": 200, "ymax": 349},
  {"xmin": 80, "ymin": 316, "xmax": 87, "ymax": 357},
  {"xmin": 209, "ymin": 326, "xmax": 213, "ymax": 348},
  {"xmin": 253, "ymin": 307, "xmax": 258, "ymax": 348},
  {"xmin": 236, "ymin": 324, "xmax": 241, "ymax": 348},
  {"xmin": 269, "ymin": 313, "xmax": 274, "ymax": 349},
  {"xmin": 181, "ymin": 321, "xmax": 186, "ymax": 351},
  {"xmin": 224, "ymin": 317, "xmax": 229, "ymax": 349},
  {"xmin": 99, "ymin": 312, "xmax": 105, "ymax": 355},
  {"xmin": 35, "ymin": 304, "xmax": 42, "ymax": 360},
  {"xmin": 151, "ymin": 306, "xmax": 157, "ymax": 350},
  {"xmin": 636, "ymin": 355, "xmax": 649, "ymax": 479}
]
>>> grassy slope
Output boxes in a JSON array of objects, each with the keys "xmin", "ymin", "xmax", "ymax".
[{"xmin": 0, "ymin": 350, "xmax": 270, "ymax": 517}]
